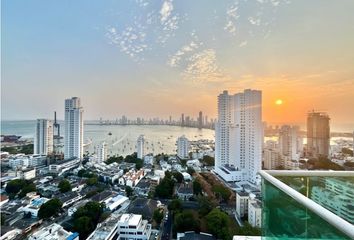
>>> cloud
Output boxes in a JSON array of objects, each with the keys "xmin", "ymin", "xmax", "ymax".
[
  {"xmin": 160, "ymin": 0, "xmax": 173, "ymax": 23},
  {"xmin": 183, "ymin": 49, "xmax": 228, "ymax": 84}
]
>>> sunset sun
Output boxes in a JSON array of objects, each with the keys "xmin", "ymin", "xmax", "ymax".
[{"xmin": 275, "ymin": 99, "xmax": 283, "ymax": 105}]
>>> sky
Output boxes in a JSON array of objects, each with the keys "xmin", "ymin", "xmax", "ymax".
[{"xmin": 2, "ymin": 0, "xmax": 354, "ymax": 130}]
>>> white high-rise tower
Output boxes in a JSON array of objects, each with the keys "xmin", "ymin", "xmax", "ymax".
[
  {"xmin": 177, "ymin": 135, "xmax": 190, "ymax": 159},
  {"xmin": 34, "ymin": 119, "xmax": 53, "ymax": 155},
  {"xmin": 137, "ymin": 135, "xmax": 145, "ymax": 159},
  {"xmin": 64, "ymin": 97, "xmax": 83, "ymax": 159},
  {"xmin": 215, "ymin": 89, "xmax": 262, "ymax": 184}
]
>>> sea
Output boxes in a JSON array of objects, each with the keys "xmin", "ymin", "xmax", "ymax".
[
  {"xmin": 1, "ymin": 120, "xmax": 215, "ymax": 156},
  {"xmin": 1, "ymin": 120, "xmax": 352, "ymax": 156}
]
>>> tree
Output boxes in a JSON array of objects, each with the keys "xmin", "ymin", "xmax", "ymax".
[
  {"xmin": 105, "ymin": 155, "xmax": 124, "ymax": 165},
  {"xmin": 74, "ymin": 216, "xmax": 94, "ymax": 239},
  {"xmin": 202, "ymin": 155, "xmax": 215, "ymax": 166},
  {"xmin": 125, "ymin": 186, "xmax": 134, "ymax": 197},
  {"xmin": 197, "ymin": 196, "xmax": 215, "ymax": 216},
  {"xmin": 155, "ymin": 172, "xmax": 175, "ymax": 199},
  {"xmin": 187, "ymin": 167, "xmax": 195, "ymax": 176},
  {"xmin": 153, "ymin": 209, "xmax": 164, "ymax": 225},
  {"xmin": 212, "ymin": 185, "xmax": 231, "ymax": 202},
  {"xmin": 18, "ymin": 183, "xmax": 36, "ymax": 198},
  {"xmin": 193, "ymin": 179, "xmax": 202, "ymax": 196},
  {"xmin": 238, "ymin": 221, "xmax": 261, "ymax": 236},
  {"xmin": 86, "ymin": 177, "xmax": 98, "ymax": 186},
  {"xmin": 168, "ymin": 199, "xmax": 182, "ymax": 213},
  {"xmin": 38, "ymin": 198, "xmax": 63, "ymax": 219},
  {"xmin": 173, "ymin": 172, "xmax": 184, "ymax": 183},
  {"xmin": 5, "ymin": 179, "xmax": 26, "ymax": 195},
  {"xmin": 173, "ymin": 211, "xmax": 199, "ymax": 233},
  {"xmin": 5, "ymin": 179, "xmax": 35, "ymax": 198},
  {"xmin": 206, "ymin": 209, "xmax": 231, "ymax": 240},
  {"xmin": 58, "ymin": 179, "xmax": 72, "ymax": 193}
]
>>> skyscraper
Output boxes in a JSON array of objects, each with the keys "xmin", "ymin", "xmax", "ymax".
[
  {"xmin": 198, "ymin": 111, "xmax": 203, "ymax": 129},
  {"xmin": 34, "ymin": 119, "xmax": 53, "ymax": 155},
  {"xmin": 279, "ymin": 125, "xmax": 302, "ymax": 161},
  {"xmin": 215, "ymin": 89, "xmax": 262, "ymax": 184},
  {"xmin": 64, "ymin": 97, "xmax": 83, "ymax": 159},
  {"xmin": 181, "ymin": 113, "xmax": 185, "ymax": 127},
  {"xmin": 177, "ymin": 135, "xmax": 190, "ymax": 159},
  {"xmin": 96, "ymin": 142, "xmax": 108, "ymax": 162},
  {"xmin": 137, "ymin": 135, "xmax": 145, "ymax": 159},
  {"xmin": 307, "ymin": 111, "xmax": 330, "ymax": 158}
]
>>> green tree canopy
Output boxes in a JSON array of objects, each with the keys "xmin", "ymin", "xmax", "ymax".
[
  {"xmin": 58, "ymin": 179, "xmax": 72, "ymax": 193},
  {"xmin": 197, "ymin": 196, "xmax": 215, "ymax": 216},
  {"xmin": 153, "ymin": 209, "xmax": 164, "ymax": 225},
  {"xmin": 193, "ymin": 179, "xmax": 202, "ymax": 196},
  {"xmin": 38, "ymin": 198, "xmax": 63, "ymax": 219},
  {"xmin": 173, "ymin": 210, "xmax": 199, "ymax": 233},
  {"xmin": 212, "ymin": 185, "xmax": 231, "ymax": 202},
  {"xmin": 168, "ymin": 199, "xmax": 183, "ymax": 213},
  {"xmin": 74, "ymin": 216, "xmax": 94, "ymax": 239},
  {"xmin": 125, "ymin": 186, "xmax": 134, "ymax": 197},
  {"xmin": 154, "ymin": 171, "xmax": 175, "ymax": 199},
  {"xmin": 172, "ymin": 172, "xmax": 184, "ymax": 183},
  {"xmin": 202, "ymin": 155, "xmax": 215, "ymax": 166},
  {"xmin": 206, "ymin": 209, "xmax": 231, "ymax": 240}
]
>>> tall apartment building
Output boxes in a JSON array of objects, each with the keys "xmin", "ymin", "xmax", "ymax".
[
  {"xmin": 177, "ymin": 135, "xmax": 190, "ymax": 159},
  {"xmin": 198, "ymin": 111, "xmax": 203, "ymax": 129},
  {"xmin": 307, "ymin": 111, "xmax": 330, "ymax": 158},
  {"xmin": 137, "ymin": 135, "xmax": 145, "ymax": 159},
  {"xmin": 64, "ymin": 97, "xmax": 83, "ymax": 159},
  {"xmin": 34, "ymin": 119, "xmax": 53, "ymax": 155},
  {"xmin": 97, "ymin": 142, "xmax": 108, "ymax": 162},
  {"xmin": 279, "ymin": 125, "xmax": 303, "ymax": 161},
  {"xmin": 215, "ymin": 89, "xmax": 262, "ymax": 184}
]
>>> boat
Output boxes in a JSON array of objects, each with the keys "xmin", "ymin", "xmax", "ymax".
[{"xmin": 108, "ymin": 132, "xmax": 112, "ymax": 136}]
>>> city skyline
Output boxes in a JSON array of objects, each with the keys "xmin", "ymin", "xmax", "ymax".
[{"xmin": 2, "ymin": 0, "xmax": 354, "ymax": 128}]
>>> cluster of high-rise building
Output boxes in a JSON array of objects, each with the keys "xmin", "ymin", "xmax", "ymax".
[
  {"xmin": 97, "ymin": 112, "xmax": 215, "ymax": 129},
  {"xmin": 34, "ymin": 97, "xmax": 84, "ymax": 160}
]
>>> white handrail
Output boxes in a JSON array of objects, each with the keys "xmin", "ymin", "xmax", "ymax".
[
  {"xmin": 259, "ymin": 170, "xmax": 354, "ymax": 239},
  {"xmin": 264, "ymin": 170, "xmax": 354, "ymax": 177}
]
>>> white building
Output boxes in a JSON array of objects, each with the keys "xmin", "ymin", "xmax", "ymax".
[
  {"xmin": 116, "ymin": 214, "xmax": 152, "ymax": 240},
  {"xmin": 279, "ymin": 125, "xmax": 302, "ymax": 161},
  {"xmin": 64, "ymin": 97, "xmax": 83, "ymax": 159},
  {"xmin": 177, "ymin": 135, "xmax": 190, "ymax": 159},
  {"xmin": 143, "ymin": 154, "xmax": 154, "ymax": 165},
  {"xmin": 263, "ymin": 149, "xmax": 281, "ymax": 170},
  {"xmin": 248, "ymin": 198, "xmax": 262, "ymax": 228},
  {"xmin": 236, "ymin": 191, "xmax": 249, "ymax": 218},
  {"xmin": 29, "ymin": 223, "xmax": 78, "ymax": 240},
  {"xmin": 19, "ymin": 196, "xmax": 49, "ymax": 218},
  {"xmin": 215, "ymin": 89, "xmax": 262, "ymax": 185},
  {"xmin": 137, "ymin": 135, "xmax": 145, "ymax": 159},
  {"xmin": 97, "ymin": 142, "xmax": 108, "ymax": 162},
  {"xmin": 34, "ymin": 119, "xmax": 53, "ymax": 155}
]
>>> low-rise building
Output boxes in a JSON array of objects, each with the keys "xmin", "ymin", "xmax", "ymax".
[
  {"xmin": 117, "ymin": 214, "xmax": 152, "ymax": 240},
  {"xmin": 176, "ymin": 183, "xmax": 193, "ymax": 201},
  {"xmin": 118, "ymin": 169, "xmax": 145, "ymax": 187},
  {"xmin": 18, "ymin": 196, "xmax": 49, "ymax": 218},
  {"xmin": 103, "ymin": 194, "xmax": 130, "ymax": 212},
  {"xmin": 248, "ymin": 195, "xmax": 262, "ymax": 228},
  {"xmin": 236, "ymin": 191, "xmax": 249, "ymax": 218},
  {"xmin": 28, "ymin": 223, "xmax": 79, "ymax": 240}
]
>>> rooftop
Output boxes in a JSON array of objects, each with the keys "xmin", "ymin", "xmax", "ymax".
[{"xmin": 119, "ymin": 213, "xmax": 142, "ymax": 226}]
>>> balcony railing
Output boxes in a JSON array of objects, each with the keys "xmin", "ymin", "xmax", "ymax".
[{"xmin": 259, "ymin": 170, "xmax": 354, "ymax": 239}]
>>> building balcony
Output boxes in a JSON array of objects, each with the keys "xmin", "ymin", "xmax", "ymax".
[{"xmin": 259, "ymin": 170, "xmax": 354, "ymax": 239}]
